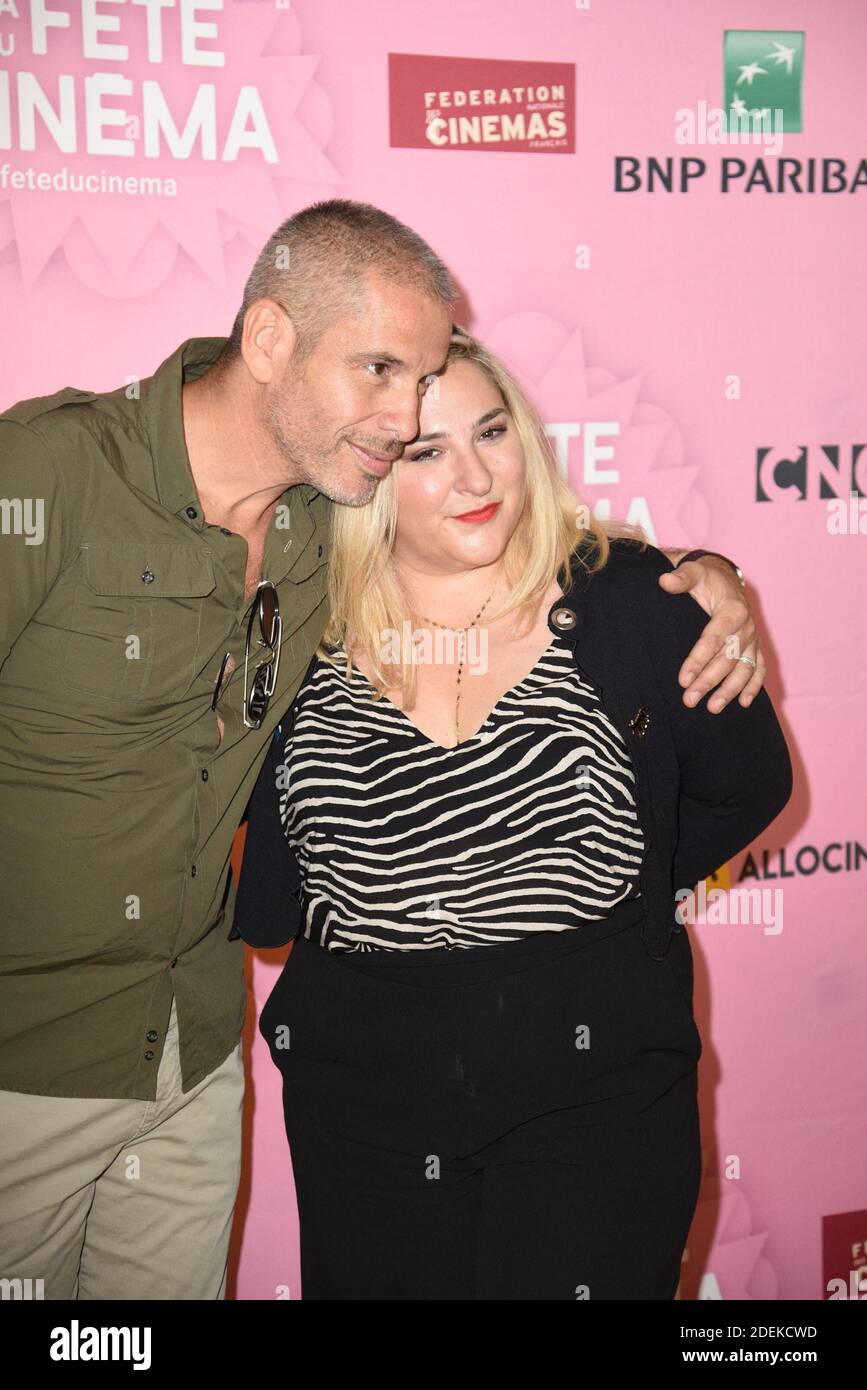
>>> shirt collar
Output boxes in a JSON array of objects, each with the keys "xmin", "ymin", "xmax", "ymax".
[{"xmin": 140, "ymin": 335, "xmax": 321, "ymax": 524}]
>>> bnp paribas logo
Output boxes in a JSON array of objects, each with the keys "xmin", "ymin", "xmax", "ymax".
[{"xmin": 724, "ymin": 30, "xmax": 805, "ymax": 132}]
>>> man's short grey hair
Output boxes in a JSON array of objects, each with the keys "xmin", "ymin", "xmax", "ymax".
[{"xmin": 219, "ymin": 198, "xmax": 459, "ymax": 365}]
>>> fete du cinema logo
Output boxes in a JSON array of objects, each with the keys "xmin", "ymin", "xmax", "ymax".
[
  {"xmin": 617, "ymin": 29, "xmax": 867, "ymax": 193},
  {"xmin": 388, "ymin": 54, "xmax": 574, "ymax": 154},
  {"xmin": 0, "ymin": 0, "xmax": 340, "ymax": 294}
]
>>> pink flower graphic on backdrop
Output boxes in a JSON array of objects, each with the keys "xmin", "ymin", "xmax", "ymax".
[
  {"xmin": 1, "ymin": 2, "xmax": 340, "ymax": 296},
  {"xmin": 484, "ymin": 312, "xmax": 710, "ymax": 545},
  {"xmin": 681, "ymin": 1184, "xmax": 778, "ymax": 1300}
]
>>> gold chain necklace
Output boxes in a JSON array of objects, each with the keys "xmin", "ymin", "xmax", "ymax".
[{"xmin": 412, "ymin": 590, "xmax": 495, "ymax": 746}]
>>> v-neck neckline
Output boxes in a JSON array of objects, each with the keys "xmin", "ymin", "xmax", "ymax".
[{"xmin": 337, "ymin": 633, "xmax": 570, "ymax": 752}]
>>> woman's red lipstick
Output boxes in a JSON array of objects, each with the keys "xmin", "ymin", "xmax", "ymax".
[{"xmin": 452, "ymin": 501, "xmax": 501, "ymax": 524}]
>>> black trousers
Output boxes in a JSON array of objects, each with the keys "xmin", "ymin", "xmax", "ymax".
[{"xmin": 259, "ymin": 901, "xmax": 702, "ymax": 1300}]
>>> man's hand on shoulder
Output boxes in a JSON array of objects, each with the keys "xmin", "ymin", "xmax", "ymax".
[{"xmin": 657, "ymin": 547, "xmax": 766, "ymax": 714}]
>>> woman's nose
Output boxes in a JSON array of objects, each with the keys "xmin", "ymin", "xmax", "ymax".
[{"xmin": 452, "ymin": 447, "xmax": 494, "ymax": 495}]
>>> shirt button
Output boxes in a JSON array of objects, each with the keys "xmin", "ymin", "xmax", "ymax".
[
  {"xmin": 141, "ymin": 569, "xmax": 155, "ymax": 585},
  {"xmin": 186, "ymin": 507, "xmax": 197, "ymax": 519},
  {"xmin": 144, "ymin": 1050, "xmax": 155, "ymax": 1061},
  {"xmin": 201, "ymin": 769, "xmax": 209, "ymax": 781},
  {"xmin": 318, "ymin": 545, "xmax": 323, "ymax": 557},
  {"xmin": 170, "ymin": 958, "xmax": 178, "ymax": 968},
  {"xmin": 191, "ymin": 864, "xmax": 197, "ymax": 878},
  {"xmin": 146, "ymin": 1029, "xmax": 158, "ymax": 1043}
]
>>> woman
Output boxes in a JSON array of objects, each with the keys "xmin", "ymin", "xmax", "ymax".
[{"xmin": 233, "ymin": 326, "xmax": 793, "ymax": 1300}]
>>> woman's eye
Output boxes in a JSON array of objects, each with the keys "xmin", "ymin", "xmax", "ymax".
[{"xmin": 408, "ymin": 426, "xmax": 505, "ymax": 462}]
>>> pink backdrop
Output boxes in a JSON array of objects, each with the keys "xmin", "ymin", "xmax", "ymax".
[{"xmin": 2, "ymin": 0, "xmax": 865, "ymax": 1300}]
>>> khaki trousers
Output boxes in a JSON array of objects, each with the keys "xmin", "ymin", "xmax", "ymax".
[{"xmin": 0, "ymin": 996, "xmax": 244, "ymax": 1300}]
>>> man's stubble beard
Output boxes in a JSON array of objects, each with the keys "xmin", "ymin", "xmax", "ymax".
[{"xmin": 261, "ymin": 387, "xmax": 378, "ymax": 509}]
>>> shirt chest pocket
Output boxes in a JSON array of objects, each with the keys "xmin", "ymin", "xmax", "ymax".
[{"xmin": 63, "ymin": 541, "xmax": 217, "ymax": 704}]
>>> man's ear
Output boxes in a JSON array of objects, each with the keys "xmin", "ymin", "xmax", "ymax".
[{"xmin": 241, "ymin": 298, "xmax": 298, "ymax": 386}]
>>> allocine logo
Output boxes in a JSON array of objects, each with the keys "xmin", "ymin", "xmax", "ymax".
[
  {"xmin": 388, "ymin": 54, "xmax": 575, "ymax": 154},
  {"xmin": 739, "ymin": 840, "xmax": 867, "ymax": 880},
  {"xmin": 703, "ymin": 839, "xmax": 866, "ymax": 894},
  {"xmin": 723, "ymin": 30, "xmax": 805, "ymax": 133},
  {"xmin": 615, "ymin": 29, "xmax": 867, "ymax": 193}
]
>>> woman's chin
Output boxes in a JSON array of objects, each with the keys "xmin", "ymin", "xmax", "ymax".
[{"xmin": 444, "ymin": 545, "xmax": 508, "ymax": 573}]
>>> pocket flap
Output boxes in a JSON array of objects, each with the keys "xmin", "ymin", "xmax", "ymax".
[
  {"xmin": 82, "ymin": 541, "xmax": 216, "ymax": 598},
  {"xmin": 284, "ymin": 533, "xmax": 328, "ymax": 585}
]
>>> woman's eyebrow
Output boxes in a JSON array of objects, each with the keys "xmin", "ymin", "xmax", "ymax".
[{"xmin": 414, "ymin": 406, "xmax": 507, "ymax": 445}]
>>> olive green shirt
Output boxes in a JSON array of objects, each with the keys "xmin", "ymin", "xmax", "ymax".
[{"xmin": 0, "ymin": 336, "xmax": 332, "ymax": 1099}]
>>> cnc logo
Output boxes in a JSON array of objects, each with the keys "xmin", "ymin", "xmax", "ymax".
[{"xmin": 754, "ymin": 445, "xmax": 867, "ymax": 504}]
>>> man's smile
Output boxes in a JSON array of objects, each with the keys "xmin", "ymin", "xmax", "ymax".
[{"xmin": 346, "ymin": 440, "xmax": 397, "ymax": 478}]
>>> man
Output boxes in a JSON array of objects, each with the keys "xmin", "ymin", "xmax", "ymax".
[{"xmin": 0, "ymin": 199, "xmax": 763, "ymax": 1300}]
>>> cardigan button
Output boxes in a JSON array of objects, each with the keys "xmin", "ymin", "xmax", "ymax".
[{"xmin": 551, "ymin": 606, "xmax": 577, "ymax": 631}]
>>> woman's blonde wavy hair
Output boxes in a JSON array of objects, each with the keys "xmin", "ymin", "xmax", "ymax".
[{"xmin": 319, "ymin": 324, "xmax": 648, "ymax": 705}]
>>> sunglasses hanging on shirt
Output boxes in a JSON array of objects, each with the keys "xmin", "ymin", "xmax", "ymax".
[{"xmin": 210, "ymin": 580, "xmax": 282, "ymax": 730}]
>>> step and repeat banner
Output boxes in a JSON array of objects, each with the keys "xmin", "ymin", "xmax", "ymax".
[{"xmin": 2, "ymin": 0, "xmax": 864, "ymax": 1301}]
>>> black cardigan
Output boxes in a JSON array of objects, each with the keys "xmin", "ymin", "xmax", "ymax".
[{"xmin": 229, "ymin": 539, "xmax": 793, "ymax": 960}]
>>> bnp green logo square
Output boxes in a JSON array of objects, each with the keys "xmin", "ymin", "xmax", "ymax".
[{"xmin": 724, "ymin": 30, "xmax": 805, "ymax": 133}]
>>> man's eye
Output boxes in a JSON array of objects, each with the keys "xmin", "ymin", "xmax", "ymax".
[{"xmin": 366, "ymin": 362, "xmax": 391, "ymax": 379}]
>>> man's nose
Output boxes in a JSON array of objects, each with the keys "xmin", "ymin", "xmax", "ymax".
[{"xmin": 375, "ymin": 390, "xmax": 423, "ymax": 444}]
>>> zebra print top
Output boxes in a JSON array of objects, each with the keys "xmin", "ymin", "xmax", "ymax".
[{"xmin": 277, "ymin": 634, "xmax": 645, "ymax": 952}]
